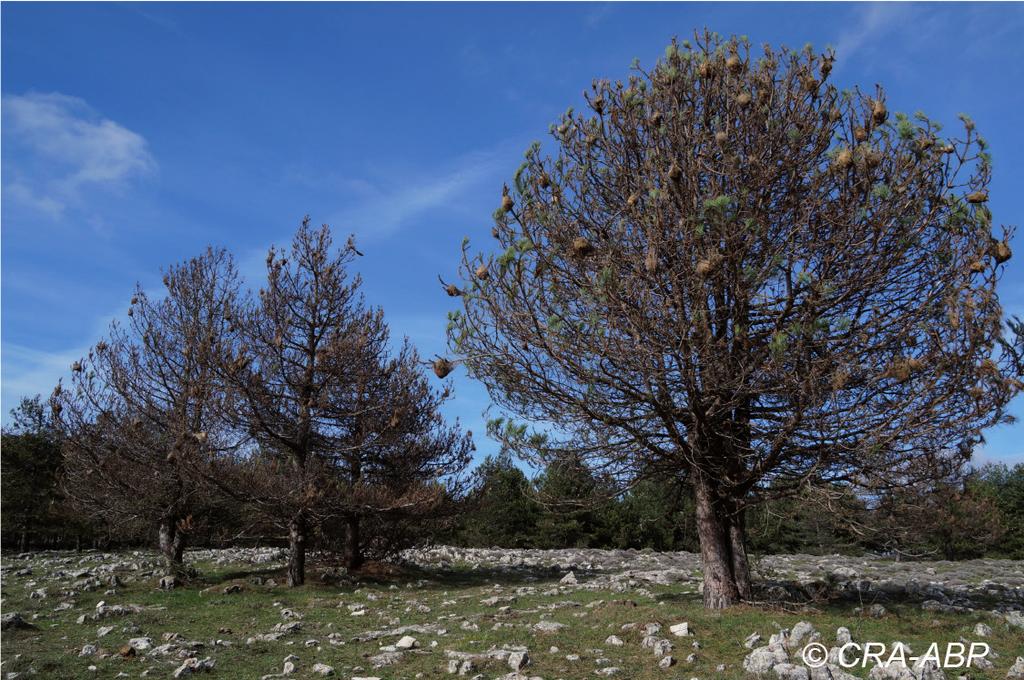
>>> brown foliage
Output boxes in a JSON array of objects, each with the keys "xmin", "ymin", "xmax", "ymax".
[
  {"xmin": 53, "ymin": 248, "xmax": 241, "ymax": 580},
  {"xmin": 211, "ymin": 219, "xmax": 472, "ymax": 583}
]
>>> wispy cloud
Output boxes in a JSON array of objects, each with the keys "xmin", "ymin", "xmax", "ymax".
[
  {"xmin": 584, "ymin": 3, "xmax": 615, "ymax": 30},
  {"xmin": 328, "ymin": 147, "xmax": 507, "ymax": 242},
  {"xmin": 0, "ymin": 300, "xmax": 126, "ymax": 420},
  {"xmin": 832, "ymin": 3, "xmax": 913, "ymax": 71},
  {"xmin": 1, "ymin": 92, "xmax": 156, "ymax": 219},
  {"xmin": 971, "ymin": 445, "xmax": 1024, "ymax": 469},
  {"xmin": 2, "ymin": 181, "xmax": 65, "ymax": 220},
  {"xmin": 1, "ymin": 342, "xmax": 88, "ymax": 416},
  {"xmin": 237, "ymin": 143, "xmax": 512, "ymax": 289}
]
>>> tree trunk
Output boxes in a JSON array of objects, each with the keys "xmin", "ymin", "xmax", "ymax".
[
  {"xmin": 287, "ymin": 515, "xmax": 307, "ymax": 587},
  {"xmin": 693, "ymin": 472, "xmax": 742, "ymax": 609},
  {"xmin": 344, "ymin": 514, "xmax": 363, "ymax": 571},
  {"xmin": 728, "ymin": 508, "xmax": 752, "ymax": 600},
  {"xmin": 19, "ymin": 522, "xmax": 29, "ymax": 552},
  {"xmin": 173, "ymin": 526, "xmax": 186, "ymax": 567},
  {"xmin": 158, "ymin": 518, "xmax": 187, "ymax": 583}
]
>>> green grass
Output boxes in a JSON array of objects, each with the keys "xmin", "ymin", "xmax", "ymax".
[{"xmin": 2, "ymin": 553, "xmax": 1022, "ymax": 679}]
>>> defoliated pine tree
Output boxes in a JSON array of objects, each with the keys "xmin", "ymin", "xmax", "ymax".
[
  {"xmin": 54, "ymin": 248, "xmax": 240, "ymax": 584},
  {"xmin": 442, "ymin": 31, "xmax": 1020, "ymax": 608}
]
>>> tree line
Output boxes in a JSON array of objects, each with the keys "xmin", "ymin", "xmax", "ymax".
[
  {"xmin": 447, "ymin": 451, "xmax": 1024, "ymax": 560},
  {"xmin": 5, "ymin": 414, "xmax": 1023, "ymax": 563}
]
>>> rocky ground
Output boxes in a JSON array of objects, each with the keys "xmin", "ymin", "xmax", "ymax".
[
  {"xmin": 1, "ymin": 546, "xmax": 1022, "ymax": 679},
  {"xmin": 403, "ymin": 547, "xmax": 1024, "ymax": 609}
]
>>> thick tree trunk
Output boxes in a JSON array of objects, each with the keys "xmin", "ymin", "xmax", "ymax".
[
  {"xmin": 694, "ymin": 472, "xmax": 742, "ymax": 609},
  {"xmin": 158, "ymin": 518, "xmax": 187, "ymax": 583},
  {"xmin": 728, "ymin": 508, "xmax": 752, "ymax": 600},
  {"xmin": 344, "ymin": 514, "xmax": 363, "ymax": 571},
  {"xmin": 287, "ymin": 515, "xmax": 307, "ymax": 587}
]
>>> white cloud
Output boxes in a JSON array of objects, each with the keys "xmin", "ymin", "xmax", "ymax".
[{"xmin": 2, "ymin": 92, "xmax": 156, "ymax": 217}]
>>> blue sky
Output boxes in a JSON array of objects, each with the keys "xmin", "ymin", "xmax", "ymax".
[{"xmin": 3, "ymin": 2, "xmax": 1024, "ymax": 467}]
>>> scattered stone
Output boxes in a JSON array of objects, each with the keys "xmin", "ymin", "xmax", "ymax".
[
  {"xmin": 533, "ymin": 621, "xmax": 566, "ymax": 633},
  {"xmin": 922, "ymin": 600, "xmax": 956, "ymax": 614},
  {"xmin": 830, "ymin": 566, "xmax": 857, "ymax": 580},
  {"xmin": 670, "ymin": 622, "xmax": 690, "ymax": 637},
  {"xmin": 643, "ymin": 622, "xmax": 663, "ymax": 636},
  {"xmin": 1006, "ymin": 657, "xmax": 1024, "ymax": 680},
  {"xmin": 368, "ymin": 651, "xmax": 402, "ymax": 668},
  {"xmin": 351, "ymin": 623, "xmax": 447, "ymax": 642},
  {"xmin": 836, "ymin": 627, "xmax": 852, "ymax": 645},
  {"xmin": 605, "ymin": 635, "xmax": 624, "ymax": 646},
  {"xmin": 560, "ymin": 571, "xmax": 578, "ymax": 585},
  {"xmin": 128, "ymin": 637, "xmax": 153, "ymax": 651},
  {"xmin": 481, "ymin": 595, "xmax": 516, "ymax": 607},
  {"xmin": 0, "ymin": 613, "xmax": 36, "ymax": 631},
  {"xmin": 395, "ymin": 635, "xmax": 419, "ymax": 650},
  {"xmin": 310, "ymin": 663, "xmax": 334, "ymax": 676},
  {"xmin": 447, "ymin": 658, "xmax": 476, "ymax": 676},
  {"xmin": 744, "ymin": 645, "xmax": 788, "ymax": 675},
  {"xmin": 173, "ymin": 657, "xmax": 215, "ymax": 677},
  {"xmin": 789, "ymin": 621, "xmax": 818, "ymax": 648},
  {"xmin": 659, "ymin": 655, "xmax": 676, "ymax": 669},
  {"xmin": 809, "ymin": 664, "xmax": 858, "ymax": 680},
  {"xmin": 507, "ymin": 650, "xmax": 530, "ymax": 671},
  {"xmin": 868, "ymin": 603, "xmax": 887, "ymax": 618},
  {"xmin": 774, "ymin": 662, "xmax": 810, "ymax": 680},
  {"xmin": 745, "ymin": 632, "xmax": 763, "ymax": 649}
]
